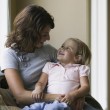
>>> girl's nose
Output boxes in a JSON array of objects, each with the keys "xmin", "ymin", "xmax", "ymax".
[{"xmin": 61, "ymin": 47, "xmax": 66, "ymax": 50}]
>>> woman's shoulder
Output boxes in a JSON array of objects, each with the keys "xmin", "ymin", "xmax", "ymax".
[
  {"xmin": 0, "ymin": 48, "xmax": 19, "ymax": 62},
  {"xmin": 1, "ymin": 48, "xmax": 16, "ymax": 55}
]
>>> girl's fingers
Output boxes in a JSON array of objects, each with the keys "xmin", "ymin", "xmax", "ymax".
[
  {"xmin": 40, "ymin": 93, "xmax": 44, "ymax": 100},
  {"xmin": 61, "ymin": 97, "xmax": 67, "ymax": 102}
]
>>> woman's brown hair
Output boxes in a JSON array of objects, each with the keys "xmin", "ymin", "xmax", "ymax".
[{"xmin": 5, "ymin": 4, "xmax": 54, "ymax": 52}]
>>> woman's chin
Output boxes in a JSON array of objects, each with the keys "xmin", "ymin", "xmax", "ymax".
[{"xmin": 36, "ymin": 44, "xmax": 44, "ymax": 48}]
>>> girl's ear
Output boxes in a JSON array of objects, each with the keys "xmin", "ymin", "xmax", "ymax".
[
  {"xmin": 77, "ymin": 55, "xmax": 82, "ymax": 61},
  {"xmin": 74, "ymin": 55, "xmax": 82, "ymax": 63}
]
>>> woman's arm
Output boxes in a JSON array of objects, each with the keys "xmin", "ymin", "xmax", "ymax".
[
  {"xmin": 4, "ymin": 68, "xmax": 34, "ymax": 105},
  {"xmin": 4, "ymin": 69, "xmax": 60, "ymax": 105}
]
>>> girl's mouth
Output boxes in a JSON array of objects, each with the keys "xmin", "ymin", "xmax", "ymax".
[{"xmin": 58, "ymin": 52, "xmax": 64, "ymax": 55}]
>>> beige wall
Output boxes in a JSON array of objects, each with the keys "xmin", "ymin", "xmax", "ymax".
[
  {"xmin": 108, "ymin": 1, "xmax": 110, "ymax": 109},
  {"xmin": 11, "ymin": 0, "xmax": 90, "ymax": 49},
  {"xmin": 10, "ymin": 0, "xmax": 17, "ymax": 30}
]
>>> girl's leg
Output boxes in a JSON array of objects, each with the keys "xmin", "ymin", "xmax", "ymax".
[{"xmin": 44, "ymin": 100, "xmax": 70, "ymax": 110}]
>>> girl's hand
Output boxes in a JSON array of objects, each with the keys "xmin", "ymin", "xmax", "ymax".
[
  {"xmin": 59, "ymin": 94, "xmax": 85, "ymax": 110},
  {"xmin": 31, "ymin": 86, "xmax": 44, "ymax": 102},
  {"xmin": 60, "ymin": 94, "xmax": 73, "ymax": 105},
  {"xmin": 74, "ymin": 97, "xmax": 85, "ymax": 110}
]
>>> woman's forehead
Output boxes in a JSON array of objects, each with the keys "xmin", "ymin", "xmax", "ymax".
[{"xmin": 41, "ymin": 25, "xmax": 51, "ymax": 33}]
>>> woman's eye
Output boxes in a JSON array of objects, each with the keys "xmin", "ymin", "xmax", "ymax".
[
  {"xmin": 41, "ymin": 33, "xmax": 49, "ymax": 38},
  {"xmin": 42, "ymin": 35, "xmax": 48, "ymax": 37}
]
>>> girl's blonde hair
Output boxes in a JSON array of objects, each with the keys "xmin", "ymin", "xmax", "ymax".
[{"xmin": 69, "ymin": 38, "xmax": 91, "ymax": 65}]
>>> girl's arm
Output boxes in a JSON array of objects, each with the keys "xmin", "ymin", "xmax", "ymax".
[
  {"xmin": 69, "ymin": 76, "xmax": 90, "ymax": 101},
  {"xmin": 34, "ymin": 72, "xmax": 48, "ymax": 91},
  {"xmin": 34, "ymin": 73, "xmax": 62, "ymax": 101},
  {"xmin": 31, "ymin": 73, "xmax": 48, "ymax": 100},
  {"xmin": 60, "ymin": 76, "xmax": 90, "ymax": 103}
]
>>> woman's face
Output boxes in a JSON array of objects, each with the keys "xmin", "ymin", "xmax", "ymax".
[{"xmin": 35, "ymin": 26, "xmax": 51, "ymax": 48}]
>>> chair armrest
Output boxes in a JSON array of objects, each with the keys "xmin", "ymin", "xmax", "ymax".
[
  {"xmin": 0, "ymin": 75, "xmax": 4, "ymax": 81},
  {"xmin": 0, "ymin": 75, "xmax": 8, "ymax": 89}
]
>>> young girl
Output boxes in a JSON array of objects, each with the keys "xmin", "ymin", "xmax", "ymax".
[{"xmin": 23, "ymin": 38, "xmax": 91, "ymax": 110}]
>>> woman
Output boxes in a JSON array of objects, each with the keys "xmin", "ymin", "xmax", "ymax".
[{"xmin": 0, "ymin": 4, "xmax": 102, "ymax": 110}]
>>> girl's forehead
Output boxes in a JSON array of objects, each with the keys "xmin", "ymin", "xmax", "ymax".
[{"xmin": 64, "ymin": 39, "xmax": 77, "ymax": 47}]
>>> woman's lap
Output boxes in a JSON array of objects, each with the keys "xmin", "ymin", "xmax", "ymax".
[
  {"xmin": 0, "ymin": 88, "xmax": 103, "ymax": 110},
  {"xmin": 0, "ymin": 106, "xmax": 21, "ymax": 110},
  {"xmin": 0, "ymin": 88, "xmax": 21, "ymax": 110}
]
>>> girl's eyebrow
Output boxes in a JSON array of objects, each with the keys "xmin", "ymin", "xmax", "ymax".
[{"xmin": 68, "ymin": 46, "xmax": 74, "ymax": 50}]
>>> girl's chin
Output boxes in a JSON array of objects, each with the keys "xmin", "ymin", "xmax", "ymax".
[
  {"xmin": 57, "ymin": 57, "xmax": 62, "ymax": 61},
  {"xmin": 57, "ymin": 55, "xmax": 63, "ymax": 59}
]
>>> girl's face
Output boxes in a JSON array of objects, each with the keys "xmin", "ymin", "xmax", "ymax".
[
  {"xmin": 35, "ymin": 25, "xmax": 51, "ymax": 48},
  {"xmin": 57, "ymin": 39, "xmax": 78, "ymax": 65}
]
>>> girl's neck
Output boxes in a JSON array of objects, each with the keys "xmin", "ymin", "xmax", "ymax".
[{"xmin": 60, "ymin": 62, "xmax": 75, "ymax": 67}]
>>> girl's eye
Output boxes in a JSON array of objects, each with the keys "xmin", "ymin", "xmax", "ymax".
[
  {"xmin": 66, "ymin": 47, "xmax": 70, "ymax": 50},
  {"xmin": 60, "ymin": 46, "xmax": 72, "ymax": 52},
  {"xmin": 65, "ymin": 47, "xmax": 70, "ymax": 50},
  {"xmin": 61, "ymin": 45, "xmax": 64, "ymax": 48},
  {"xmin": 66, "ymin": 48, "xmax": 74, "ymax": 52}
]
